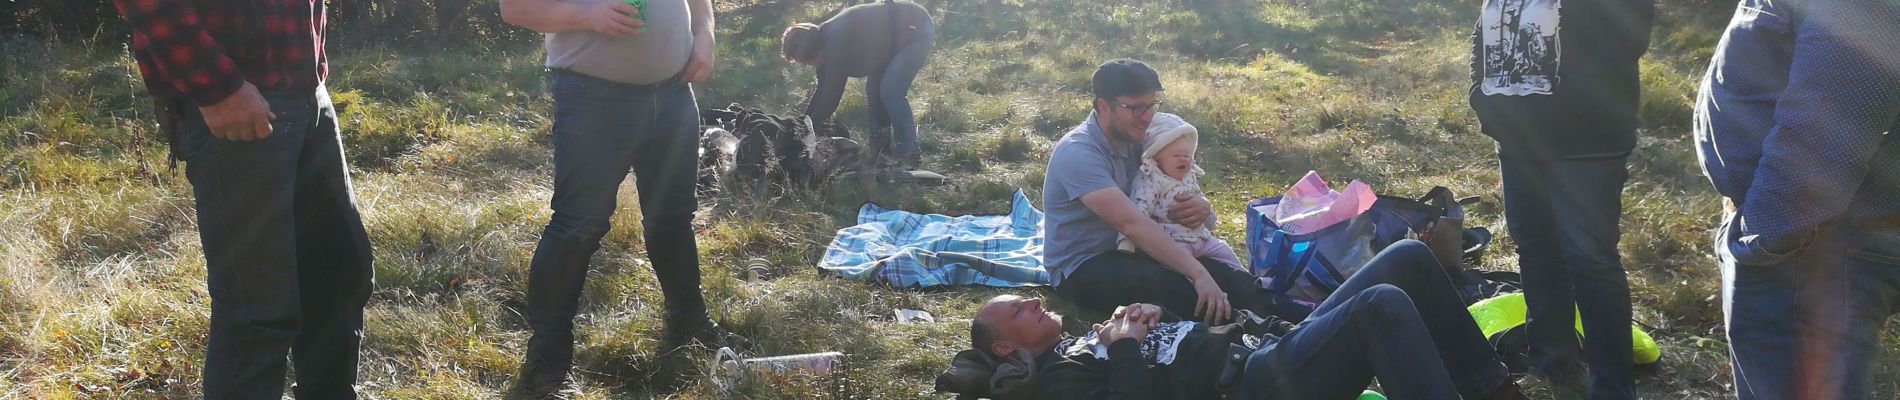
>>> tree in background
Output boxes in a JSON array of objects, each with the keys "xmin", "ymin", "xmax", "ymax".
[{"xmin": 2, "ymin": 0, "xmax": 523, "ymax": 46}]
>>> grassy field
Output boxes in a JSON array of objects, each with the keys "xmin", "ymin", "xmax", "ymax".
[{"xmin": 4, "ymin": 0, "xmax": 1895, "ymax": 398}]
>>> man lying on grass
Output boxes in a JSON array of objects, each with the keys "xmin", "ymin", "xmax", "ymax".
[{"xmin": 970, "ymin": 241, "xmax": 1528, "ymax": 399}]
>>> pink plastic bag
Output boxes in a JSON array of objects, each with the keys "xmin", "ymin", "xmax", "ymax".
[{"xmin": 1267, "ymin": 171, "xmax": 1377, "ymax": 235}]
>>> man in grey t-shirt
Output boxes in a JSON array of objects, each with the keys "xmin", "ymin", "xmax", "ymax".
[
  {"xmin": 501, "ymin": 0, "xmax": 746, "ymax": 395},
  {"xmin": 1042, "ymin": 59, "xmax": 1258, "ymax": 325}
]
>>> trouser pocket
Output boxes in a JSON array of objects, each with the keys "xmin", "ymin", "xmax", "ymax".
[
  {"xmin": 156, "ymin": 95, "xmax": 208, "ymax": 165},
  {"xmin": 1849, "ymin": 228, "xmax": 1900, "ymax": 267}
]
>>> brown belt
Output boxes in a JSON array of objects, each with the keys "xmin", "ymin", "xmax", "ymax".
[{"xmin": 1866, "ymin": 214, "xmax": 1900, "ymax": 228}]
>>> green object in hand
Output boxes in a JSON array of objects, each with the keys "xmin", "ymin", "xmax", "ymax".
[{"xmin": 624, "ymin": 0, "xmax": 647, "ymax": 33}]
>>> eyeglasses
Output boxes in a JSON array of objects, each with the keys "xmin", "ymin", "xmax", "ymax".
[{"xmin": 1114, "ymin": 100, "xmax": 1162, "ymax": 114}]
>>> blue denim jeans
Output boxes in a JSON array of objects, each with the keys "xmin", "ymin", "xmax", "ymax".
[
  {"xmin": 1237, "ymin": 241, "xmax": 1511, "ymax": 399},
  {"xmin": 1500, "ymin": 155, "xmax": 1635, "ymax": 399},
  {"xmin": 1721, "ymin": 212, "xmax": 1900, "ymax": 399},
  {"xmin": 524, "ymin": 70, "xmax": 708, "ymax": 375},
  {"xmin": 175, "ymin": 86, "xmax": 376, "ymax": 400},
  {"xmin": 866, "ymin": 19, "xmax": 934, "ymax": 160}
]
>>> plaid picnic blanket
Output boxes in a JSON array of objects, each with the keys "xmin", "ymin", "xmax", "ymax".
[{"xmin": 818, "ymin": 190, "xmax": 1051, "ymax": 287}]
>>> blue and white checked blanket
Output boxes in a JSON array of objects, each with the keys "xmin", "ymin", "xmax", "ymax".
[{"xmin": 818, "ymin": 190, "xmax": 1051, "ymax": 287}]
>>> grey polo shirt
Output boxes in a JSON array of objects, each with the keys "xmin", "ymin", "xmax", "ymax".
[
  {"xmin": 544, "ymin": 0, "xmax": 694, "ymax": 85},
  {"xmin": 1041, "ymin": 112, "xmax": 1145, "ymax": 286}
]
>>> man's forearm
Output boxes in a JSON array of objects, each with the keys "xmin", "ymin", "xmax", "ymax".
[
  {"xmin": 688, "ymin": 0, "xmax": 713, "ymax": 36},
  {"xmin": 499, "ymin": 0, "xmax": 593, "ymax": 33},
  {"xmin": 1086, "ymin": 187, "xmax": 1213, "ymax": 282},
  {"xmin": 805, "ymin": 69, "xmax": 847, "ymax": 122},
  {"xmin": 1738, "ymin": 0, "xmax": 1900, "ymax": 241},
  {"xmin": 111, "ymin": 0, "xmax": 245, "ymax": 105}
]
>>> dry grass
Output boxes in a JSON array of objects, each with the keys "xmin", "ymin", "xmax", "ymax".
[{"xmin": 5, "ymin": 0, "xmax": 1893, "ymax": 398}]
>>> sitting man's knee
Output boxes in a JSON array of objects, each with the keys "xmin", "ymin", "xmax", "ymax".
[
  {"xmin": 1357, "ymin": 284, "xmax": 1415, "ymax": 311},
  {"xmin": 1387, "ymin": 239, "xmax": 1433, "ymax": 259}
]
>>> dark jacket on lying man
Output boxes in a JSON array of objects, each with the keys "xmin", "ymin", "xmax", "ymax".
[
  {"xmin": 958, "ymin": 241, "xmax": 1528, "ymax": 400},
  {"xmin": 1032, "ymin": 313, "xmax": 1267, "ymax": 399}
]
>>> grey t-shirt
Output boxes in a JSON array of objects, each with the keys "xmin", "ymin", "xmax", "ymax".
[
  {"xmin": 544, "ymin": 0, "xmax": 694, "ymax": 85},
  {"xmin": 1042, "ymin": 112, "xmax": 1145, "ymax": 285}
]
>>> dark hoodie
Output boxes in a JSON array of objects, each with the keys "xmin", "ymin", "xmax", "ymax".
[
  {"xmin": 1468, "ymin": 0, "xmax": 1655, "ymax": 161},
  {"xmin": 802, "ymin": 0, "xmax": 932, "ymax": 125}
]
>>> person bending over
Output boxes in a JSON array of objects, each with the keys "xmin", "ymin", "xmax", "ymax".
[{"xmin": 782, "ymin": 0, "xmax": 935, "ymax": 170}]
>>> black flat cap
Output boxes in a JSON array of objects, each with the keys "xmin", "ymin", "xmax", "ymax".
[{"xmin": 1092, "ymin": 58, "xmax": 1164, "ymax": 99}]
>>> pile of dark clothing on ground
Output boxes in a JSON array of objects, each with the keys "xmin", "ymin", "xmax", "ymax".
[{"xmin": 697, "ymin": 104, "xmax": 861, "ymax": 195}]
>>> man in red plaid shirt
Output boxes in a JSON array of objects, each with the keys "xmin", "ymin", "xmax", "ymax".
[{"xmin": 112, "ymin": 1, "xmax": 374, "ymax": 398}]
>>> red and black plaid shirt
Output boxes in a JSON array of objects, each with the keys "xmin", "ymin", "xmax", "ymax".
[{"xmin": 112, "ymin": 0, "xmax": 327, "ymax": 106}]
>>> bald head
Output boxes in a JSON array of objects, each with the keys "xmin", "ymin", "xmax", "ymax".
[
  {"xmin": 970, "ymin": 313, "xmax": 1001, "ymax": 357},
  {"xmin": 970, "ymin": 295, "xmax": 1064, "ymax": 357}
]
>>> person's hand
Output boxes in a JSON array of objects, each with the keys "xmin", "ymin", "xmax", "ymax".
[
  {"xmin": 585, "ymin": 2, "xmax": 645, "ymax": 36},
  {"xmin": 199, "ymin": 82, "xmax": 275, "ymax": 141},
  {"xmin": 1112, "ymin": 303, "xmax": 1164, "ymax": 326},
  {"xmin": 1092, "ymin": 316, "xmax": 1151, "ymax": 344},
  {"xmin": 1191, "ymin": 275, "xmax": 1231, "ymax": 324},
  {"xmin": 681, "ymin": 32, "xmax": 715, "ymax": 82},
  {"xmin": 1169, "ymin": 193, "xmax": 1213, "ymax": 230}
]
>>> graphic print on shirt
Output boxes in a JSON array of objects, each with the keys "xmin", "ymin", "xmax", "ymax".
[
  {"xmin": 1062, "ymin": 321, "xmax": 1198, "ymax": 365},
  {"xmin": 1479, "ymin": 0, "xmax": 1562, "ymax": 96}
]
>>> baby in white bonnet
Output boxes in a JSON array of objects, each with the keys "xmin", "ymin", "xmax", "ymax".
[{"xmin": 1115, "ymin": 113, "xmax": 1243, "ymax": 269}]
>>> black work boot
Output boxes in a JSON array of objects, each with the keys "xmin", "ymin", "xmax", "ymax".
[
  {"xmin": 663, "ymin": 315, "xmax": 753, "ymax": 351},
  {"xmin": 899, "ymin": 152, "xmax": 922, "ymax": 171},
  {"xmin": 507, "ymin": 351, "xmax": 577, "ymax": 399},
  {"xmin": 512, "ymin": 324, "xmax": 590, "ymax": 399}
]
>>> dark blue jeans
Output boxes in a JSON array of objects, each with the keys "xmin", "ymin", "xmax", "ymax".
[
  {"xmin": 866, "ymin": 19, "xmax": 934, "ymax": 160},
  {"xmin": 176, "ymin": 87, "xmax": 376, "ymax": 399},
  {"xmin": 1237, "ymin": 240, "xmax": 1512, "ymax": 399},
  {"xmin": 524, "ymin": 70, "xmax": 708, "ymax": 376},
  {"xmin": 1721, "ymin": 213, "xmax": 1900, "ymax": 399},
  {"xmin": 1500, "ymin": 155, "xmax": 1635, "ymax": 399}
]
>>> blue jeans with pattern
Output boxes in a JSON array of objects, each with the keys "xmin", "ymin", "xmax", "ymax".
[
  {"xmin": 866, "ymin": 19, "xmax": 934, "ymax": 161},
  {"xmin": 1722, "ymin": 212, "xmax": 1900, "ymax": 400}
]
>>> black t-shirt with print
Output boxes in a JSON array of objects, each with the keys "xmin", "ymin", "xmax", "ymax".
[{"xmin": 1468, "ymin": 0, "xmax": 1656, "ymax": 160}]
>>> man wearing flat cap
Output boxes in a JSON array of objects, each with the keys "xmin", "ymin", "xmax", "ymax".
[{"xmin": 1041, "ymin": 59, "xmax": 1257, "ymax": 324}]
